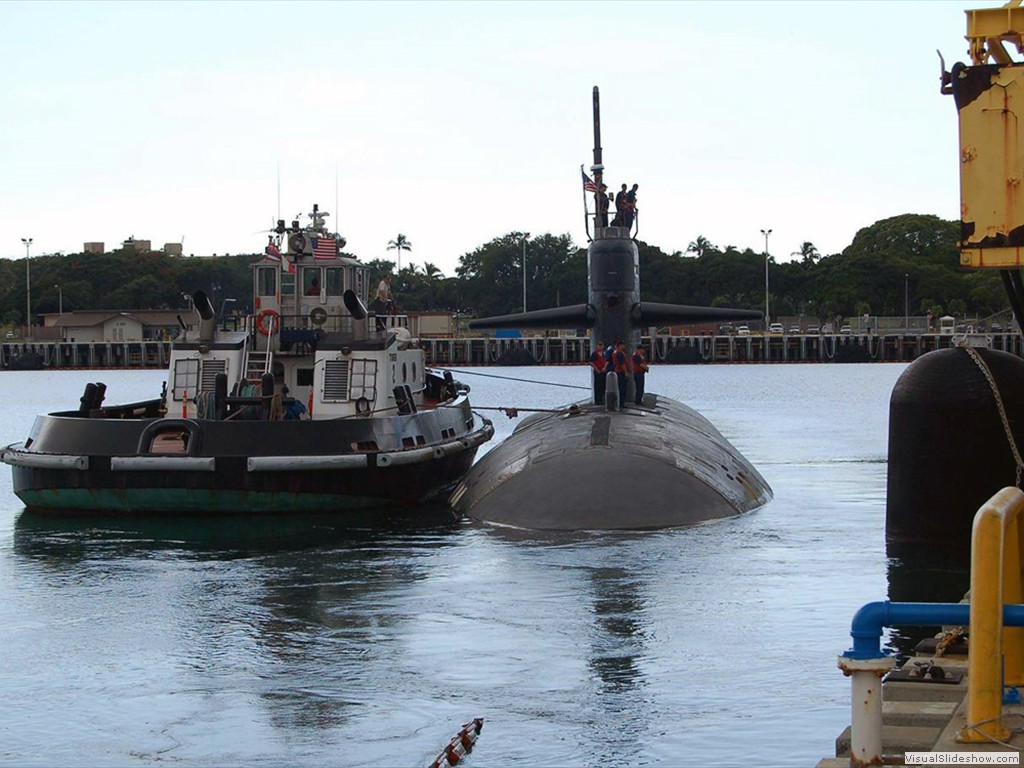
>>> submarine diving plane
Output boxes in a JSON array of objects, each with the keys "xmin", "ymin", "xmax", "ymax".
[{"xmin": 448, "ymin": 87, "xmax": 772, "ymax": 530}]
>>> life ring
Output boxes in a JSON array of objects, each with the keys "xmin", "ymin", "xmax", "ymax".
[
  {"xmin": 256, "ymin": 309, "xmax": 279, "ymax": 336},
  {"xmin": 355, "ymin": 397, "xmax": 371, "ymax": 416},
  {"xmin": 310, "ymin": 307, "xmax": 327, "ymax": 326}
]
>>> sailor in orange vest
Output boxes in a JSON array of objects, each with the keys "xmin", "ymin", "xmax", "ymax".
[
  {"xmin": 589, "ymin": 340, "xmax": 607, "ymax": 404},
  {"xmin": 632, "ymin": 343, "xmax": 650, "ymax": 405},
  {"xmin": 612, "ymin": 340, "xmax": 630, "ymax": 408}
]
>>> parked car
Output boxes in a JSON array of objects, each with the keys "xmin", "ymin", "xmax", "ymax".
[
  {"xmin": 737, "ymin": 325, "xmax": 750, "ymax": 336},
  {"xmin": 788, "ymin": 326, "xmax": 800, "ymax": 334},
  {"xmin": 718, "ymin": 324, "xmax": 734, "ymax": 335},
  {"xmin": 807, "ymin": 325, "xmax": 820, "ymax": 334},
  {"xmin": 768, "ymin": 323, "xmax": 784, "ymax": 334},
  {"xmin": 4, "ymin": 332, "xmax": 14, "ymax": 339},
  {"xmin": 840, "ymin": 325, "xmax": 852, "ymax": 334}
]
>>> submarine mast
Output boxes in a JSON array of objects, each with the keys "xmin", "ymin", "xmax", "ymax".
[{"xmin": 591, "ymin": 85, "xmax": 604, "ymax": 231}]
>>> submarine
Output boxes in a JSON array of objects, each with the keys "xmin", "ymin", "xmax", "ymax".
[{"xmin": 448, "ymin": 87, "xmax": 773, "ymax": 530}]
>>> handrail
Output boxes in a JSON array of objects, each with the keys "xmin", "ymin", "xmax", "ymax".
[
  {"xmin": 838, "ymin": 485, "xmax": 1024, "ymax": 762},
  {"xmin": 964, "ymin": 486, "xmax": 1024, "ymax": 742},
  {"xmin": 839, "ymin": 601, "xmax": 1024, "ymax": 764}
]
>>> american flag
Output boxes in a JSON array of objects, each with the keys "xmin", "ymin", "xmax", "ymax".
[
  {"xmin": 313, "ymin": 236, "xmax": 336, "ymax": 261},
  {"xmin": 582, "ymin": 169, "xmax": 598, "ymax": 193}
]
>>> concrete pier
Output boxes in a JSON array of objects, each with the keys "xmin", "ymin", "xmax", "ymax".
[
  {"xmin": 819, "ymin": 637, "xmax": 1024, "ymax": 765},
  {"xmin": 416, "ymin": 331, "xmax": 1024, "ymax": 366},
  {"xmin": 2, "ymin": 332, "xmax": 1021, "ymax": 370}
]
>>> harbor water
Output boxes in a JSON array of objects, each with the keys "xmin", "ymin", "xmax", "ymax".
[{"xmin": 0, "ymin": 363, "xmax": 964, "ymax": 767}]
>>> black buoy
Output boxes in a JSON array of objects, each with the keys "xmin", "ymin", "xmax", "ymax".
[{"xmin": 886, "ymin": 346, "xmax": 1024, "ymax": 550}]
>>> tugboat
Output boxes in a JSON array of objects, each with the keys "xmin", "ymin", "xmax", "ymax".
[{"xmin": 1, "ymin": 206, "xmax": 493, "ymax": 514}]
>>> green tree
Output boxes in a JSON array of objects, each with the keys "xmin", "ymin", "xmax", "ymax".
[
  {"xmin": 386, "ymin": 234, "xmax": 412, "ymax": 271},
  {"xmin": 686, "ymin": 235, "xmax": 714, "ymax": 258}
]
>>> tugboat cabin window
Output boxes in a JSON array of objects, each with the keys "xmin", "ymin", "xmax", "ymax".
[
  {"xmin": 256, "ymin": 267, "xmax": 277, "ymax": 297},
  {"xmin": 354, "ymin": 269, "xmax": 365, "ymax": 302},
  {"xmin": 326, "ymin": 268, "xmax": 345, "ymax": 297},
  {"xmin": 302, "ymin": 268, "xmax": 321, "ymax": 296},
  {"xmin": 281, "ymin": 271, "xmax": 295, "ymax": 297},
  {"xmin": 172, "ymin": 359, "xmax": 199, "ymax": 402},
  {"xmin": 350, "ymin": 359, "xmax": 378, "ymax": 402}
]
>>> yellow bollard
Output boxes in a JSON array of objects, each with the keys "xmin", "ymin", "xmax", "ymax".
[{"xmin": 1004, "ymin": 514, "xmax": 1024, "ymax": 685}]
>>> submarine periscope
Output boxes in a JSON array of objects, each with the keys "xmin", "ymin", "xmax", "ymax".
[{"xmin": 448, "ymin": 87, "xmax": 773, "ymax": 530}]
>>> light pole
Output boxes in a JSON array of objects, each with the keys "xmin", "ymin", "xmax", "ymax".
[
  {"xmin": 21, "ymin": 238, "xmax": 32, "ymax": 339},
  {"xmin": 521, "ymin": 234, "xmax": 529, "ymax": 312},
  {"xmin": 904, "ymin": 274, "xmax": 909, "ymax": 331},
  {"xmin": 54, "ymin": 285, "xmax": 63, "ymax": 315},
  {"xmin": 760, "ymin": 228, "xmax": 772, "ymax": 327}
]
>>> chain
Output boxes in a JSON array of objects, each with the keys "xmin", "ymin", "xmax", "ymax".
[{"xmin": 963, "ymin": 345, "xmax": 1024, "ymax": 487}]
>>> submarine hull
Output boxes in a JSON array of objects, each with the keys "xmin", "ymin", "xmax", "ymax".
[{"xmin": 449, "ymin": 393, "xmax": 772, "ymax": 530}]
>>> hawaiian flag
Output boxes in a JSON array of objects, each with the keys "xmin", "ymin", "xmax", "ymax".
[
  {"xmin": 313, "ymin": 236, "xmax": 336, "ymax": 261},
  {"xmin": 582, "ymin": 169, "xmax": 598, "ymax": 193},
  {"xmin": 264, "ymin": 243, "xmax": 281, "ymax": 261}
]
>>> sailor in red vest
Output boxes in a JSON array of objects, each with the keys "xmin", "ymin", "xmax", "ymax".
[
  {"xmin": 589, "ymin": 340, "xmax": 607, "ymax": 404},
  {"xmin": 632, "ymin": 343, "xmax": 650, "ymax": 405},
  {"xmin": 612, "ymin": 340, "xmax": 630, "ymax": 408}
]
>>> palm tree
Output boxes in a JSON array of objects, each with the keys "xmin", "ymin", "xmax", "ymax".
[
  {"xmin": 386, "ymin": 234, "xmax": 412, "ymax": 271},
  {"xmin": 686, "ymin": 235, "xmax": 714, "ymax": 258},
  {"xmin": 792, "ymin": 241, "xmax": 820, "ymax": 265}
]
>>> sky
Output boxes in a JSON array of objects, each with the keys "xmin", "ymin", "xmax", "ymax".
[{"xmin": 0, "ymin": 0, "xmax": 982, "ymax": 276}]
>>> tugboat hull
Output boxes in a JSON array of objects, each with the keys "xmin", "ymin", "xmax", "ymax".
[{"xmin": 4, "ymin": 401, "xmax": 492, "ymax": 514}]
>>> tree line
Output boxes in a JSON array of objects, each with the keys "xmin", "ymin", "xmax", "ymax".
[{"xmin": 0, "ymin": 213, "xmax": 1009, "ymax": 327}]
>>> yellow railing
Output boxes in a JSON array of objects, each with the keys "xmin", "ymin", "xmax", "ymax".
[{"xmin": 961, "ymin": 485, "xmax": 1024, "ymax": 742}]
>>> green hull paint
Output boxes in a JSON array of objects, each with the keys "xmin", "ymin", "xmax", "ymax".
[{"xmin": 19, "ymin": 487, "xmax": 387, "ymax": 514}]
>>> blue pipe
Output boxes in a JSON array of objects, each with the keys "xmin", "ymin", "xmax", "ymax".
[{"xmin": 845, "ymin": 601, "xmax": 1024, "ymax": 660}]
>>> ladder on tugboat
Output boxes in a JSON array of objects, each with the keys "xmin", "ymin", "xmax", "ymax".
[{"xmin": 243, "ymin": 315, "xmax": 276, "ymax": 382}]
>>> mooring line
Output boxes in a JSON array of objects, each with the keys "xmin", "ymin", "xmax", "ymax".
[
  {"xmin": 472, "ymin": 404, "xmax": 582, "ymax": 418},
  {"xmin": 444, "ymin": 368, "xmax": 590, "ymax": 390}
]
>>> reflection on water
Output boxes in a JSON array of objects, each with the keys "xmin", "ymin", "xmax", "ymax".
[
  {"xmin": 13, "ymin": 504, "xmax": 460, "ymax": 555},
  {"xmin": 588, "ymin": 566, "xmax": 646, "ymax": 693}
]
